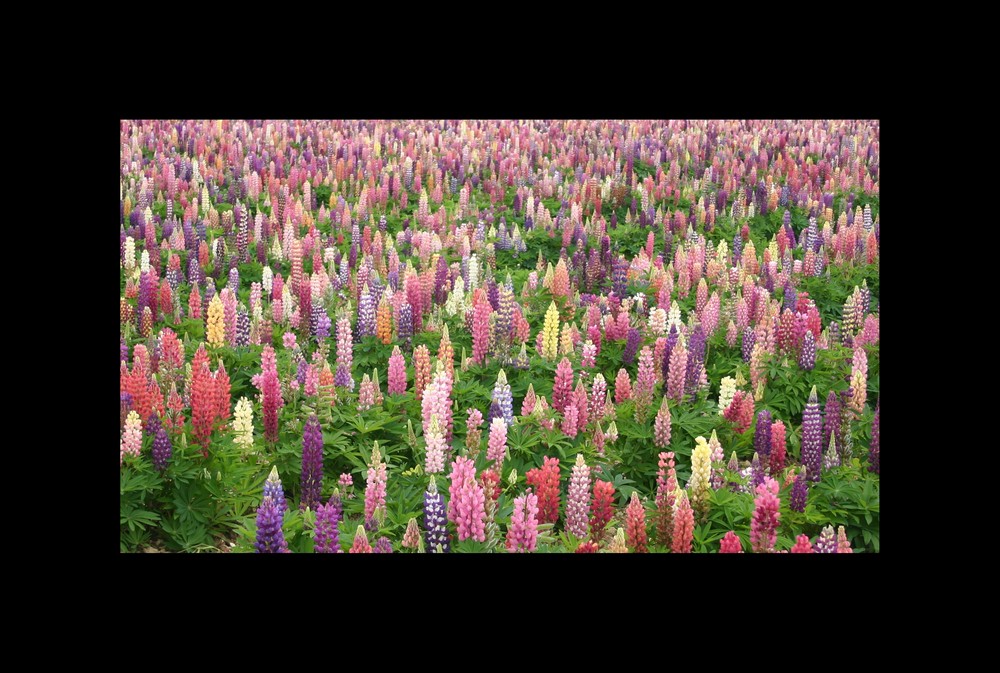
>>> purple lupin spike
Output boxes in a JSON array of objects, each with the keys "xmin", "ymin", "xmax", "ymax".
[
  {"xmin": 300, "ymin": 414, "xmax": 324, "ymax": 511},
  {"xmin": 423, "ymin": 478, "xmax": 450, "ymax": 553},
  {"xmin": 152, "ymin": 426, "xmax": 172, "ymax": 471},
  {"xmin": 254, "ymin": 496, "xmax": 289, "ymax": 553},
  {"xmin": 802, "ymin": 386, "xmax": 823, "ymax": 482},
  {"xmin": 754, "ymin": 410, "xmax": 772, "ymax": 463},
  {"xmin": 622, "ymin": 327, "xmax": 641, "ymax": 365},
  {"xmin": 313, "ymin": 493, "xmax": 343, "ymax": 553},
  {"xmin": 790, "ymin": 471, "xmax": 808, "ymax": 513}
]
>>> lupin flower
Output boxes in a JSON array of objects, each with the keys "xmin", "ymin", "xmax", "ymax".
[
  {"xmin": 465, "ymin": 407, "xmax": 484, "ymax": 454},
  {"xmin": 588, "ymin": 373, "xmax": 607, "ymax": 424},
  {"xmin": 513, "ymin": 342, "xmax": 531, "ymax": 370},
  {"xmin": 232, "ymin": 396, "xmax": 254, "ymax": 449},
  {"xmin": 376, "ymin": 297, "xmax": 393, "ymax": 344},
  {"xmin": 364, "ymin": 441, "xmax": 388, "ymax": 526},
  {"xmin": 748, "ymin": 343, "xmax": 767, "ymax": 398},
  {"xmin": 254, "ymin": 496, "xmax": 289, "ymax": 553},
  {"xmin": 373, "ymin": 537, "xmax": 394, "ymax": 553},
  {"xmin": 541, "ymin": 301, "xmax": 560, "ymax": 360},
  {"xmin": 684, "ymin": 325, "xmax": 707, "ymax": 401},
  {"xmin": 313, "ymin": 493, "xmax": 344, "ymax": 553},
  {"xmin": 314, "ymin": 305, "xmax": 331, "ymax": 341},
  {"xmin": 724, "ymin": 390, "xmax": 755, "ymax": 434},
  {"xmin": 725, "ymin": 320, "xmax": 738, "ymax": 348},
  {"xmin": 622, "ymin": 327, "xmax": 641, "ymax": 365},
  {"xmin": 754, "ymin": 410, "xmax": 772, "ymax": 463},
  {"xmin": 421, "ymin": 366, "xmax": 454, "ymax": 442},
  {"xmin": 769, "ymin": 420, "xmax": 787, "ymax": 475},
  {"xmin": 145, "ymin": 411, "xmax": 161, "ymax": 439},
  {"xmin": 607, "ymin": 528, "xmax": 628, "ymax": 554},
  {"xmin": 708, "ymin": 430, "xmax": 726, "ymax": 490},
  {"xmin": 437, "ymin": 324, "xmax": 455, "ymax": 381},
  {"xmin": 799, "ymin": 330, "xmax": 816, "ymax": 370},
  {"xmin": 357, "ymin": 287, "xmax": 375, "ymax": 338},
  {"xmin": 486, "ymin": 417, "xmax": 508, "ymax": 467},
  {"xmin": 521, "ymin": 384, "xmax": 537, "ymax": 417},
  {"xmin": 824, "ymin": 432, "xmax": 840, "ymax": 470},
  {"xmin": 625, "ymin": 492, "xmax": 648, "ymax": 553},
  {"xmin": 790, "ymin": 469, "xmax": 809, "ymax": 513},
  {"xmin": 801, "ymin": 386, "xmax": 824, "ymax": 482},
  {"xmin": 742, "ymin": 326, "xmax": 756, "ymax": 362},
  {"xmin": 413, "ymin": 345, "xmax": 431, "ymax": 404},
  {"xmin": 652, "ymin": 401, "xmax": 672, "ymax": 454},
  {"xmin": 491, "ymin": 370, "xmax": 514, "ymax": 427},
  {"xmin": 850, "ymin": 346, "xmax": 868, "ymax": 412},
  {"xmin": 401, "ymin": 518, "xmax": 421, "ymax": 550},
  {"xmin": 655, "ymin": 451, "xmax": 677, "ymax": 546},
  {"xmin": 634, "ymin": 346, "xmax": 657, "ymax": 420},
  {"xmin": 790, "ymin": 535, "xmax": 814, "ymax": 553},
  {"xmin": 604, "ymin": 420, "xmax": 619, "ymax": 443},
  {"xmin": 824, "ymin": 390, "xmax": 842, "ymax": 454},
  {"xmin": 749, "ymin": 452, "xmax": 766, "ymax": 490},
  {"xmin": 261, "ymin": 345, "xmax": 284, "ymax": 444},
  {"xmin": 590, "ymin": 479, "xmax": 615, "ymax": 544},
  {"xmin": 552, "ymin": 258, "xmax": 570, "ymax": 298},
  {"xmin": 565, "ymin": 454, "xmax": 591, "ymax": 539},
  {"xmin": 357, "ymin": 374, "xmax": 376, "ymax": 411},
  {"xmin": 719, "ymin": 531, "xmax": 744, "ymax": 553},
  {"xmin": 702, "ymin": 293, "xmax": 721, "ymax": 337},
  {"xmin": 526, "ymin": 457, "xmax": 561, "ymax": 525},
  {"xmin": 206, "ymin": 294, "xmax": 225, "ymax": 347},
  {"xmin": 188, "ymin": 354, "xmax": 219, "ymax": 448},
  {"xmin": 671, "ymin": 490, "xmax": 694, "ymax": 554},
  {"xmin": 424, "ymin": 478, "xmax": 450, "ymax": 553},
  {"xmin": 350, "ymin": 525, "xmax": 373, "ymax": 553},
  {"xmin": 727, "ymin": 450, "xmax": 740, "ymax": 480},
  {"xmin": 552, "ymin": 357, "xmax": 574, "ymax": 414},
  {"xmin": 119, "ymin": 390, "xmax": 132, "ymax": 431},
  {"xmin": 471, "ymin": 298, "xmax": 491, "ymax": 364},
  {"xmin": 236, "ymin": 307, "xmax": 250, "ymax": 347},
  {"xmin": 813, "ymin": 525, "xmax": 838, "ymax": 553},
  {"xmin": 264, "ymin": 466, "xmax": 287, "ymax": 514},
  {"xmin": 122, "ymin": 410, "xmax": 143, "ymax": 459},
  {"xmin": 505, "ymin": 489, "xmax": 540, "ymax": 553},
  {"xmin": 334, "ymin": 317, "xmax": 355, "ymax": 390},
  {"xmin": 371, "ymin": 369, "xmax": 383, "ymax": 406},
  {"xmin": 689, "ymin": 436, "xmax": 712, "ymax": 518},
  {"xmin": 300, "ymin": 414, "xmax": 324, "ymax": 511},
  {"xmin": 425, "ymin": 415, "xmax": 447, "ymax": 474},
  {"xmin": 614, "ymin": 368, "xmax": 632, "ymax": 403},
  {"xmin": 750, "ymin": 477, "xmax": 781, "ymax": 553},
  {"xmin": 836, "ymin": 526, "xmax": 853, "ymax": 553},
  {"xmin": 397, "ymin": 303, "xmax": 413, "ymax": 347},
  {"xmin": 592, "ymin": 421, "xmax": 606, "ymax": 454},
  {"xmin": 561, "ymin": 404, "xmax": 579, "ymax": 437},
  {"xmin": 718, "ymin": 376, "xmax": 736, "ymax": 415},
  {"xmin": 666, "ymin": 338, "xmax": 688, "ymax": 404},
  {"xmin": 152, "ymin": 426, "xmax": 171, "ymax": 471},
  {"xmin": 448, "ymin": 456, "xmax": 486, "ymax": 542}
]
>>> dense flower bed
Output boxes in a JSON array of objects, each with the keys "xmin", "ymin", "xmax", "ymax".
[{"xmin": 119, "ymin": 119, "xmax": 879, "ymax": 553}]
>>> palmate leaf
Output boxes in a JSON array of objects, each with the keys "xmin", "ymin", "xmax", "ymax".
[
  {"xmin": 454, "ymin": 539, "xmax": 488, "ymax": 553},
  {"xmin": 121, "ymin": 506, "xmax": 161, "ymax": 532}
]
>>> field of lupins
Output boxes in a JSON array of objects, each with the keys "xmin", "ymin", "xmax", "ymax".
[{"xmin": 119, "ymin": 119, "xmax": 879, "ymax": 554}]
